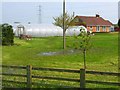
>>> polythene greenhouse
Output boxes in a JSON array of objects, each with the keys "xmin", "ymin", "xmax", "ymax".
[{"xmin": 13, "ymin": 24, "xmax": 87, "ymax": 37}]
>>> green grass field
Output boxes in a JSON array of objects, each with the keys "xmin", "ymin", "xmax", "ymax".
[{"xmin": 1, "ymin": 32, "xmax": 119, "ymax": 88}]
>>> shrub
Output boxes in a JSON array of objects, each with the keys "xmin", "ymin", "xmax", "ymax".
[
  {"xmin": 0, "ymin": 24, "xmax": 2, "ymax": 45},
  {"xmin": 118, "ymin": 19, "xmax": 120, "ymax": 28},
  {"xmin": 2, "ymin": 23, "xmax": 14, "ymax": 46}
]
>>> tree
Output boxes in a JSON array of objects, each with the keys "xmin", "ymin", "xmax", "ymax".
[
  {"xmin": 118, "ymin": 18, "xmax": 120, "ymax": 28},
  {"xmin": 74, "ymin": 27, "xmax": 92, "ymax": 69},
  {"xmin": 53, "ymin": 12, "xmax": 74, "ymax": 49},
  {"xmin": 53, "ymin": 12, "xmax": 74, "ymax": 30},
  {"xmin": 0, "ymin": 24, "xmax": 2, "ymax": 45},
  {"xmin": 2, "ymin": 23, "xmax": 14, "ymax": 46}
]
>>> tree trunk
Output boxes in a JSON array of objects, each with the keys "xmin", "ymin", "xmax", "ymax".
[
  {"xmin": 63, "ymin": 30, "xmax": 66, "ymax": 49},
  {"xmin": 83, "ymin": 49, "xmax": 86, "ymax": 69}
]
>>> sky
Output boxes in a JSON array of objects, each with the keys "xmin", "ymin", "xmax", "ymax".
[{"xmin": 0, "ymin": 0, "xmax": 120, "ymax": 25}]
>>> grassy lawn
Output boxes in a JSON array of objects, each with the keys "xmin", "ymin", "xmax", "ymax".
[{"xmin": 2, "ymin": 32, "xmax": 119, "ymax": 88}]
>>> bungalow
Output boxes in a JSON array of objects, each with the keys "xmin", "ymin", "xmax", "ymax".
[{"xmin": 69, "ymin": 14, "xmax": 114, "ymax": 32}]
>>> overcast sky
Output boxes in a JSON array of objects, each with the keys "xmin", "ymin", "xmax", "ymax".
[{"xmin": 0, "ymin": 0, "xmax": 120, "ymax": 25}]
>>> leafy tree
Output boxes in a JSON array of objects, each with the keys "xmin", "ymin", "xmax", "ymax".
[
  {"xmin": 0, "ymin": 24, "xmax": 2, "ymax": 45},
  {"xmin": 118, "ymin": 19, "xmax": 120, "ymax": 28},
  {"xmin": 80, "ymin": 31, "xmax": 92, "ymax": 69},
  {"xmin": 2, "ymin": 23, "xmax": 14, "ymax": 46},
  {"xmin": 74, "ymin": 27, "xmax": 92, "ymax": 69},
  {"xmin": 53, "ymin": 12, "xmax": 74, "ymax": 49},
  {"xmin": 0, "ymin": 24, "xmax": 1, "ymax": 35},
  {"xmin": 53, "ymin": 12, "xmax": 74, "ymax": 30}
]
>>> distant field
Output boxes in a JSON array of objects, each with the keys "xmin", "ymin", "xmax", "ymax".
[{"xmin": 2, "ymin": 32, "xmax": 119, "ymax": 88}]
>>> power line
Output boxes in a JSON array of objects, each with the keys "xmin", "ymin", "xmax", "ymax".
[{"xmin": 38, "ymin": 5, "xmax": 42, "ymax": 24}]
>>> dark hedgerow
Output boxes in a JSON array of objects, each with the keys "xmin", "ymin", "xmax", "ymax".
[
  {"xmin": 2, "ymin": 23, "xmax": 14, "ymax": 46},
  {"xmin": 118, "ymin": 18, "xmax": 120, "ymax": 28},
  {"xmin": 0, "ymin": 24, "xmax": 2, "ymax": 45}
]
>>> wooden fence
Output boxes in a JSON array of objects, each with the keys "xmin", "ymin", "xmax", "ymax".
[{"xmin": 1, "ymin": 65, "xmax": 120, "ymax": 88}]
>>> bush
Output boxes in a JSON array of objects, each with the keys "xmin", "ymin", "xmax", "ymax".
[
  {"xmin": 118, "ymin": 19, "xmax": 120, "ymax": 28},
  {"xmin": 0, "ymin": 24, "xmax": 2, "ymax": 45},
  {"xmin": 2, "ymin": 23, "xmax": 14, "ymax": 46}
]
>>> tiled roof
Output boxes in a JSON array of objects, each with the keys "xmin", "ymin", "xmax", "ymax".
[{"xmin": 76, "ymin": 16, "xmax": 113, "ymax": 26}]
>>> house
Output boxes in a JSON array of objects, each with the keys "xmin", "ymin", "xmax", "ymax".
[{"xmin": 69, "ymin": 14, "xmax": 114, "ymax": 32}]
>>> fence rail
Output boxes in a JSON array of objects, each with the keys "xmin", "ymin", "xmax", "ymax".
[
  {"xmin": 1, "ymin": 65, "xmax": 120, "ymax": 88},
  {"xmin": 1, "ymin": 65, "xmax": 26, "ymax": 69},
  {"xmin": 2, "ymin": 79, "xmax": 26, "ymax": 84},
  {"xmin": 32, "ymin": 67, "xmax": 80, "ymax": 73},
  {"xmin": 86, "ymin": 80, "xmax": 120, "ymax": 86},
  {"xmin": 32, "ymin": 75, "xmax": 80, "ymax": 82},
  {"xmin": 1, "ymin": 73, "xmax": 26, "ymax": 77},
  {"xmin": 86, "ymin": 70, "xmax": 120, "ymax": 76}
]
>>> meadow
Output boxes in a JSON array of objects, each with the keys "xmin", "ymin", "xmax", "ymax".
[{"xmin": 1, "ymin": 32, "xmax": 119, "ymax": 88}]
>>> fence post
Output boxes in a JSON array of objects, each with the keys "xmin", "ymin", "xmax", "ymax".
[
  {"xmin": 80, "ymin": 69, "xmax": 85, "ymax": 88},
  {"xmin": 27, "ymin": 65, "xmax": 32, "ymax": 88}
]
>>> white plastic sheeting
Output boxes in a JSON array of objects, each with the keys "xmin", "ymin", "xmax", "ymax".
[
  {"xmin": 14, "ymin": 24, "xmax": 63, "ymax": 37},
  {"xmin": 13, "ymin": 24, "xmax": 87, "ymax": 37},
  {"xmin": 66, "ymin": 26, "xmax": 87, "ymax": 36}
]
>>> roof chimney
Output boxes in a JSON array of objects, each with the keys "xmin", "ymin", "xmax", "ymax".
[
  {"xmin": 96, "ymin": 14, "xmax": 100, "ymax": 18},
  {"xmin": 28, "ymin": 22, "xmax": 31, "ymax": 24},
  {"xmin": 73, "ymin": 12, "xmax": 75, "ymax": 17}
]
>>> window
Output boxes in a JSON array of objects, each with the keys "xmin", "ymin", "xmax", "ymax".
[
  {"xmin": 102, "ymin": 26, "xmax": 106, "ymax": 32},
  {"xmin": 90, "ymin": 26, "xmax": 93, "ymax": 31},
  {"xmin": 96, "ymin": 26, "xmax": 100, "ymax": 32},
  {"xmin": 90, "ymin": 26, "xmax": 92, "ymax": 28}
]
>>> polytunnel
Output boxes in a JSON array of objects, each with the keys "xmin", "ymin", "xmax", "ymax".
[
  {"xmin": 13, "ymin": 24, "xmax": 87, "ymax": 37},
  {"xmin": 66, "ymin": 26, "xmax": 87, "ymax": 36},
  {"xmin": 14, "ymin": 24, "xmax": 63, "ymax": 37}
]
